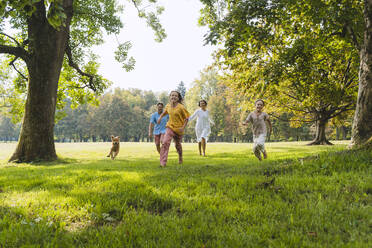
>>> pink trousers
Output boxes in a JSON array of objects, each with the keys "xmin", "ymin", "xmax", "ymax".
[{"xmin": 160, "ymin": 128, "xmax": 183, "ymax": 166}]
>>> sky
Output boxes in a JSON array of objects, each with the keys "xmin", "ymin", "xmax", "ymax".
[{"xmin": 93, "ymin": 0, "xmax": 216, "ymax": 92}]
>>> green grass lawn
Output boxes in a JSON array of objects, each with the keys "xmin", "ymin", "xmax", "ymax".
[{"xmin": 0, "ymin": 141, "xmax": 371, "ymax": 247}]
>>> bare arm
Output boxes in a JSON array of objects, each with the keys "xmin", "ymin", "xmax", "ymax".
[
  {"xmin": 148, "ymin": 123, "xmax": 154, "ymax": 137},
  {"xmin": 188, "ymin": 109, "xmax": 198, "ymax": 122},
  {"xmin": 179, "ymin": 118, "xmax": 189, "ymax": 133},
  {"xmin": 266, "ymin": 117, "xmax": 272, "ymax": 134},
  {"xmin": 242, "ymin": 113, "xmax": 251, "ymax": 126},
  {"xmin": 157, "ymin": 110, "xmax": 168, "ymax": 124}
]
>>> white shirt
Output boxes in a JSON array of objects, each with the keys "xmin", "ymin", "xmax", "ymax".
[{"xmin": 188, "ymin": 109, "xmax": 214, "ymax": 142}]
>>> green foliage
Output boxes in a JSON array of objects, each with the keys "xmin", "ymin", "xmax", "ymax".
[
  {"xmin": 53, "ymin": 88, "xmax": 167, "ymax": 142},
  {"xmin": 114, "ymin": 41, "xmax": 136, "ymax": 71},
  {"xmin": 132, "ymin": 0, "xmax": 166, "ymax": 42},
  {"xmin": 0, "ymin": 142, "xmax": 371, "ymax": 247},
  {"xmin": 47, "ymin": 0, "xmax": 68, "ymax": 29},
  {"xmin": 184, "ymin": 67, "xmax": 326, "ymax": 142},
  {"xmin": 199, "ymin": 0, "xmax": 362, "ymax": 141},
  {"xmin": 0, "ymin": 57, "xmax": 26, "ymax": 122},
  {"xmin": 185, "ymin": 67, "xmax": 219, "ymax": 110},
  {"xmin": 0, "ymin": 0, "xmax": 166, "ymax": 121}
]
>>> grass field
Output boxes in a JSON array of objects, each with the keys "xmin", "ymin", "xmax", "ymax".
[{"xmin": 0, "ymin": 141, "xmax": 371, "ymax": 247}]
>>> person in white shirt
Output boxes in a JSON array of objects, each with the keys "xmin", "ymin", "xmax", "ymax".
[{"xmin": 188, "ymin": 100, "xmax": 214, "ymax": 156}]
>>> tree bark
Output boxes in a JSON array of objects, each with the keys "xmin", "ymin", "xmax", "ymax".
[
  {"xmin": 308, "ymin": 119, "xmax": 333, "ymax": 145},
  {"xmin": 350, "ymin": 0, "xmax": 372, "ymax": 148},
  {"xmin": 336, "ymin": 127, "xmax": 341, "ymax": 140},
  {"xmin": 9, "ymin": 1, "xmax": 73, "ymax": 162},
  {"xmin": 342, "ymin": 126, "xmax": 348, "ymax": 140}
]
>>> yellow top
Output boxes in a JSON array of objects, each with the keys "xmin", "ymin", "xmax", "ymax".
[{"xmin": 164, "ymin": 103, "xmax": 190, "ymax": 135}]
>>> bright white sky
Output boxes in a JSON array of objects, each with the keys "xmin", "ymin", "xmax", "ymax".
[{"xmin": 93, "ymin": 0, "xmax": 216, "ymax": 92}]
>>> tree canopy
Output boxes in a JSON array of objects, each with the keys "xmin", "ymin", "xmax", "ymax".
[{"xmin": 199, "ymin": 0, "xmax": 363, "ymax": 144}]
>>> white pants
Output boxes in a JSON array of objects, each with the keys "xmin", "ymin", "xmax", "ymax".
[{"xmin": 253, "ymin": 134, "xmax": 266, "ymax": 156}]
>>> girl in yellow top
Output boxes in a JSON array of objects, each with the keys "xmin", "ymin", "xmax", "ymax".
[{"xmin": 157, "ymin": 91, "xmax": 190, "ymax": 167}]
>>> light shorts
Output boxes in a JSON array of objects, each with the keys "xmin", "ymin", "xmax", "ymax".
[{"xmin": 253, "ymin": 134, "xmax": 266, "ymax": 153}]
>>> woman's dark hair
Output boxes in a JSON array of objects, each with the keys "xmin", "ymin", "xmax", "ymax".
[
  {"xmin": 255, "ymin": 99, "xmax": 265, "ymax": 106},
  {"xmin": 198, "ymin": 99, "xmax": 207, "ymax": 107},
  {"xmin": 170, "ymin": 91, "xmax": 183, "ymax": 103},
  {"xmin": 157, "ymin": 102, "xmax": 164, "ymax": 107}
]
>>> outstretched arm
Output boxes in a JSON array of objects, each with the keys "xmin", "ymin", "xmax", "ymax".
[
  {"xmin": 242, "ymin": 113, "xmax": 251, "ymax": 126},
  {"xmin": 157, "ymin": 110, "xmax": 168, "ymax": 124},
  {"xmin": 188, "ymin": 109, "xmax": 199, "ymax": 122}
]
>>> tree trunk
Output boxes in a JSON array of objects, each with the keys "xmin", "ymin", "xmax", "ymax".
[
  {"xmin": 342, "ymin": 126, "xmax": 348, "ymax": 140},
  {"xmin": 308, "ymin": 119, "xmax": 333, "ymax": 145},
  {"xmin": 9, "ymin": 1, "xmax": 73, "ymax": 162},
  {"xmin": 336, "ymin": 127, "xmax": 341, "ymax": 140},
  {"xmin": 350, "ymin": 0, "xmax": 372, "ymax": 148}
]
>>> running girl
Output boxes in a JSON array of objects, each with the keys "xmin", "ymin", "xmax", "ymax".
[
  {"xmin": 188, "ymin": 100, "xmax": 214, "ymax": 156},
  {"xmin": 157, "ymin": 91, "xmax": 190, "ymax": 167}
]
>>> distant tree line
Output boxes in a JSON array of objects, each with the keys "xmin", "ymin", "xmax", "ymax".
[{"xmin": 1, "ymin": 78, "xmax": 352, "ymax": 143}]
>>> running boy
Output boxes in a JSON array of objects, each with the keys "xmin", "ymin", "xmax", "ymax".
[
  {"xmin": 243, "ymin": 99, "xmax": 272, "ymax": 161},
  {"xmin": 148, "ymin": 102, "xmax": 169, "ymax": 153}
]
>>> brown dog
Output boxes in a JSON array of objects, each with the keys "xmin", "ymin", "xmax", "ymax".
[{"xmin": 107, "ymin": 135, "xmax": 120, "ymax": 160}]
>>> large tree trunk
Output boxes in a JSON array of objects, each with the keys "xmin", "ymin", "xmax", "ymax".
[
  {"xmin": 9, "ymin": 1, "xmax": 73, "ymax": 162},
  {"xmin": 308, "ymin": 119, "xmax": 333, "ymax": 145},
  {"xmin": 350, "ymin": 0, "xmax": 372, "ymax": 148}
]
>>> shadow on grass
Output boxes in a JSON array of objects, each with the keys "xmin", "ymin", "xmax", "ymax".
[
  {"xmin": 0, "ymin": 150, "xmax": 283, "ymax": 196},
  {"xmin": 0, "ymin": 148, "xmax": 371, "ymax": 247}
]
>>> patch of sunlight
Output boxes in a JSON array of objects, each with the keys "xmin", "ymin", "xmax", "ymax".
[
  {"xmin": 2, "ymin": 190, "xmax": 73, "ymax": 208},
  {"xmin": 2, "ymin": 190, "xmax": 92, "ymax": 230},
  {"xmin": 120, "ymin": 171, "xmax": 143, "ymax": 181}
]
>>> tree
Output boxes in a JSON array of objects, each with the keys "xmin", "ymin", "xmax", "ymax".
[
  {"xmin": 157, "ymin": 91, "xmax": 170, "ymax": 106},
  {"xmin": 199, "ymin": 0, "xmax": 362, "ymax": 145},
  {"xmin": 0, "ymin": 0, "xmax": 165, "ymax": 162},
  {"xmin": 176, "ymin": 81, "xmax": 187, "ymax": 99},
  {"xmin": 351, "ymin": 0, "xmax": 372, "ymax": 147},
  {"xmin": 268, "ymin": 37, "xmax": 358, "ymax": 145}
]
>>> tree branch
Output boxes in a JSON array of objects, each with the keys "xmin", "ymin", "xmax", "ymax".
[
  {"xmin": 9, "ymin": 57, "xmax": 28, "ymax": 80},
  {"xmin": 273, "ymin": 101, "xmax": 312, "ymax": 114},
  {"xmin": 65, "ymin": 42, "xmax": 97, "ymax": 91},
  {"xmin": 0, "ymin": 44, "xmax": 29, "ymax": 62},
  {"xmin": 325, "ymin": 103, "xmax": 355, "ymax": 120},
  {"xmin": 281, "ymin": 91, "xmax": 302, "ymax": 101},
  {"xmin": 131, "ymin": 0, "xmax": 141, "ymax": 12},
  {"xmin": 0, "ymin": 32, "xmax": 21, "ymax": 47},
  {"xmin": 346, "ymin": 25, "xmax": 360, "ymax": 51},
  {"xmin": 269, "ymin": 113, "xmax": 315, "ymax": 123}
]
